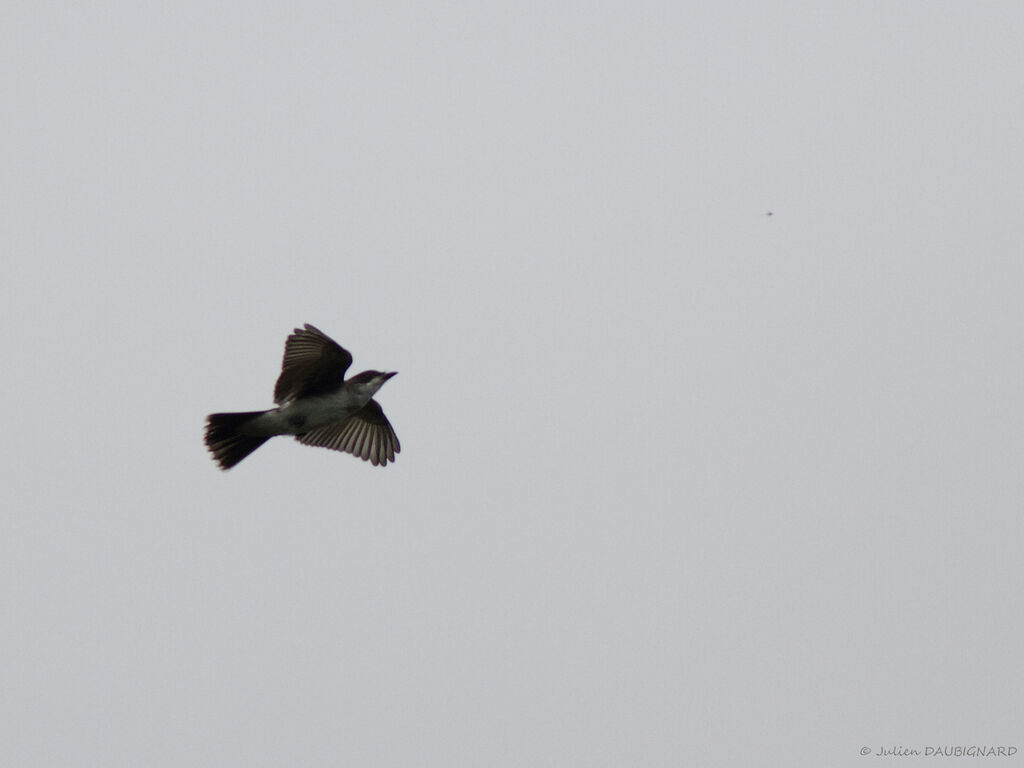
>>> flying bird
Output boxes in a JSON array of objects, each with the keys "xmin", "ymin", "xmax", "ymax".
[{"xmin": 205, "ymin": 324, "xmax": 400, "ymax": 470}]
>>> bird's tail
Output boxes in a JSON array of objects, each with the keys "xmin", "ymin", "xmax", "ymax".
[{"xmin": 204, "ymin": 411, "xmax": 271, "ymax": 470}]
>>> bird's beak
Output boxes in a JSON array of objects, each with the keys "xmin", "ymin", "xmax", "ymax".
[{"xmin": 383, "ymin": 371, "xmax": 398, "ymax": 381}]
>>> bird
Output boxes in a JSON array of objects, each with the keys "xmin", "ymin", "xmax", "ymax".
[{"xmin": 204, "ymin": 324, "xmax": 400, "ymax": 470}]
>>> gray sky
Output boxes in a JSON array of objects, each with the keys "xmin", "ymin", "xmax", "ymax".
[{"xmin": 3, "ymin": 1, "xmax": 1022, "ymax": 766}]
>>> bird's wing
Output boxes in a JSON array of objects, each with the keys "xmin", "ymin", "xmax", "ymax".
[
  {"xmin": 273, "ymin": 324, "xmax": 353, "ymax": 404},
  {"xmin": 295, "ymin": 400, "xmax": 401, "ymax": 466}
]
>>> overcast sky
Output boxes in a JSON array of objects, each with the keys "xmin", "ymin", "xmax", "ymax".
[{"xmin": 3, "ymin": 2, "xmax": 1022, "ymax": 766}]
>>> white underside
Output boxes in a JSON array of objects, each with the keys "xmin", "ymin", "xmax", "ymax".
[{"xmin": 244, "ymin": 391, "xmax": 372, "ymax": 436}]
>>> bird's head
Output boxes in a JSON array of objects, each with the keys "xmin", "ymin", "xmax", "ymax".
[{"xmin": 348, "ymin": 370, "xmax": 397, "ymax": 397}]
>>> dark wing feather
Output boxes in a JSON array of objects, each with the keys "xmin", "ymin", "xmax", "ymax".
[
  {"xmin": 273, "ymin": 324, "xmax": 353, "ymax": 404},
  {"xmin": 295, "ymin": 400, "xmax": 400, "ymax": 466}
]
